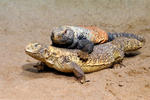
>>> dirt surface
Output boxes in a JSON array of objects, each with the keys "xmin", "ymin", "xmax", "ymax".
[{"xmin": 0, "ymin": 0, "xmax": 150, "ymax": 100}]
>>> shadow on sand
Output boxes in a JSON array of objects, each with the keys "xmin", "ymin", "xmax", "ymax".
[
  {"xmin": 125, "ymin": 51, "xmax": 141, "ymax": 57},
  {"xmin": 22, "ymin": 62, "xmax": 73, "ymax": 78}
]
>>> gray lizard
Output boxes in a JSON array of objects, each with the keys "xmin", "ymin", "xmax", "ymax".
[{"xmin": 51, "ymin": 26, "xmax": 145, "ymax": 53}]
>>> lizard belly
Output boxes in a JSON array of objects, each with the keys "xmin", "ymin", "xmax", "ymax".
[
  {"xmin": 81, "ymin": 64, "xmax": 112, "ymax": 73},
  {"xmin": 46, "ymin": 61, "xmax": 73, "ymax": 73}
]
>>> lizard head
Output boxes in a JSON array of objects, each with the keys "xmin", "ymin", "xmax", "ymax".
[
  {"xmin": 25, "ymin": 43, "xmax": 49, "ymax": 61},
  {"xmin": 51, "ymin": 26, "xmax": 74, "ymax": 46}
]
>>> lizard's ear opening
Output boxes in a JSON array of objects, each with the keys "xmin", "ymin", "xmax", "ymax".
[{"xmin": 41, "ymin": 48, "xmax": 50, "ymax": 58}]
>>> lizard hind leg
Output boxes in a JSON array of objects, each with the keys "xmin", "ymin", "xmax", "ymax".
[{"xmin": 113, "ymin": 61, "xmax": 126, "ymax": 69}]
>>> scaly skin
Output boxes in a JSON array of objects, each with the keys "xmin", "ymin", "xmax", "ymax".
[
  {"xmin": 51, "ymin": 26, "xmax": 145, "ymax": 53},
  {"xmin": 25, "ymin": 37, "xmax": 143, "ymax": 83},
  {"xmin": 107, "ymin": 32, "xmax": 145, "ymax": 43},
  {"xmin": 51, "ymin": 26, "xmax": 108, "ymax": 45}
]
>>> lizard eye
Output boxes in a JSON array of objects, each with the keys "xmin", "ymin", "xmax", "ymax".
[
  {"xmin": 64, "ymin": 29, "xmax": 72, "ymax": 34},
  {"xmin": 64, "ymin": 29, "xmax": 68, "ymax": 34}
]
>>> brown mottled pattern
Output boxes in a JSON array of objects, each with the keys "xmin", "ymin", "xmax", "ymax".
[{"xmin": 81, "ymin": 26, "xmax": 108, "ymax": 44}]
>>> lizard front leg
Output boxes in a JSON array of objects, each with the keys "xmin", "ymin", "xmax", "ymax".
[
  {"xmin": 58, "ymin": 56, "xmax": 88, "ymax": 84},
  {"xmin": 33, "ymin": 62, "xmax": 46, "ymax": 72},
  {"xmin": 67, "ymin": 62, "xmax": 86, "ymax": 84},
  {"xmin": 67, "ymin": 39, "xmax": 78, "ymax": 49},
  {"xmin": 77, "ymin": 39, "xmax": 94, "ymax": 54}
]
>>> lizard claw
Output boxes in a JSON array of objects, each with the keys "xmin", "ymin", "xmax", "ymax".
[{"xmin": 78, "ymin": 76, "xmax": 90, "ymax": 84}]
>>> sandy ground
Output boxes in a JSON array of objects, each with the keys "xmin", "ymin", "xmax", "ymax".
[{"xmin": 0, "ymin": 0, "xmax": 150, "ymax": 100}]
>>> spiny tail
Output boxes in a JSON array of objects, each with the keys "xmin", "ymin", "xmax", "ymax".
[
  {"xmin": 111, "ymin": 37, "xmax": 143, "ymax": 53},
  {"xmin": 108, "ymin": 32, "xmax": 145, "ymax": 43}
]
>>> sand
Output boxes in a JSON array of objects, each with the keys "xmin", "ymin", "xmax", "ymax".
[{"xmin": 0, "ymin": 0, "xmax": 150, "ymax": 100}]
